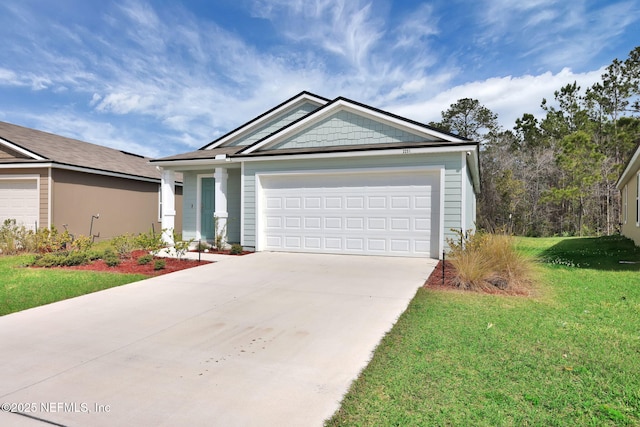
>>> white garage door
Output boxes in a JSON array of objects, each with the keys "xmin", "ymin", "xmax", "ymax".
[
  {"xmin": 0, "ymin": 179, "xmax": 39, "ymax": 230},
  {"xmin": 259, "ymin": 170, "xmax": 439, "ymax": 257}
]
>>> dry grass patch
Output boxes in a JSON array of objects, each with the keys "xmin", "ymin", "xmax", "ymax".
[{"xmin": 448, "ymin": 231, "xmax": 535, "ymax": 294}]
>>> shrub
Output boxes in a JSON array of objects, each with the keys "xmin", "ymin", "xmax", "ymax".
[
  {"xmin": 102, "ymin": 248, "xmax": 121, "ymax": 267},
  {"xmin": 447, "ymin": 230, "xmax": 534, "ymax": 292},
  {"xmin": 32, "ymin": 253, "xmax": 66, "ymax": 268},
  {"xmin": 172, "ymin": 230, "xmax": 193, "ymax": 260},
  {"xmin": 154, "ymin": 259, "xmax": 166, "ymax": 270},
  {"xmin": 135, "ymin": 230, "xmax": 164, "ymax": 252},
  {"xmin": 137, "ymin": 254, "xmax": 153, "ymax": 265},
  {"xmin": 35, "ymin": 226, "xmax": 71, "ymax": 253},
  {"xmin": 230, "ymin": 244, "xmax": 243, "ymax": 255},
  {"xmin": 31, "ymin": 251, "xmax": 89, "ymax": 267},
  {"xmin": 61, "ymin": 251, "xmax": 89, "ymax": 266},
  {"xmin": 104, "ymin": 256, "xmax": 121, "ymax": 267},
  {"xmin": 0, "ymin": 219, "xmax": 19, "ymax": 254},
  {"xmin": 111, "ymin": 234, "xmax": 135, "ymax": 258},
  {"xmin": 70, "ymin": 235, "xmax": 93, "ymax": 252}
]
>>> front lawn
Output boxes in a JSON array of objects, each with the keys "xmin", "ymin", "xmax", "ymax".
[
  {"xmin": 0, "ymin": 254, "xmax": 146, "ymax": 316},
  {"xmin": 327, "ymin": 236, "xmax": 640, "ymax": 426}
]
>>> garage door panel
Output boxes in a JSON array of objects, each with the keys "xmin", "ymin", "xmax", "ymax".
[
  {"xmin": 266, "ymin": 197, "xmax": 282, "ymax": 209},
  {"xmin": 260, "ymin": 171, "xmax": 438, "ymax": 257},
  {"xmin": 305, "ymin": 197, "xmax": 321, "ymax": 209},
  {"xmin": 325, "ymin": 237, "xmax": 342, "ymax": 250},
  {"xmin": 346, "ymin": 197, "xmax": 364, "ymax": 209},
  {"xmin": 0, "ymin": 179, "xmax": 39, "ymax": 230}
]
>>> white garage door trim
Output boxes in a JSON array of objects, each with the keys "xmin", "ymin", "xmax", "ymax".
[
  {"xmin": 0, "ymin": 174, "xmax": 40, "ymax": 230},
  {"xmin": 256, "ymin": 166, "xmax": 444, "ymax": 257}
]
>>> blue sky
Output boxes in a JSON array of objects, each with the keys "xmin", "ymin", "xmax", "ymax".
[{"xmin": 0, "ymin": 0, "xmax": 639, "ymax": 158}]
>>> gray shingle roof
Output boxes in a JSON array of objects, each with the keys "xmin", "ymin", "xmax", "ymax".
[{"xmin": 0, "ymin": 121, "xmax": 169, "ymax": 182}]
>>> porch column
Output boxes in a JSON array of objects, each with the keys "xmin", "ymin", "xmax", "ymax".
[
  {"xmin": 213, "ymin": 167, "xmax": 228, "ymax": 248},
  {"xmin": 160, "ymin": 168, "xmax": 176, "ymax": 245}
]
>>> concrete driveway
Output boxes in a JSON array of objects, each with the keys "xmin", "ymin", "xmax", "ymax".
[{"xmin": 0, "ymin": 252, "xmax": 436, "ymax": 427}]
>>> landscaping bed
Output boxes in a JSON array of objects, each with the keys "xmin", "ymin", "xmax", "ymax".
[
  {"xmin": 35, "ymin": 250, "xmax": 211, "ymax": 276},
  {"xmin": 424, "ymin": 259, "xmax": 532, "ymax": 296}
]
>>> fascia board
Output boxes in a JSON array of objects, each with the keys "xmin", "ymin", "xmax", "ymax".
[
  {"xmin": 0, "ymin": 137, "xmax": 46, "ymax": 160},
  {"xmin": 237, "ymin": 144, "xmax": 478, "ymax": 162},
  {"xmin": 150, "ymin": 158, "xmax": 236, "ymax": 169},
  {"xmin": 617, "ymin": 146, "xmax": 640, "ymax": 189}
]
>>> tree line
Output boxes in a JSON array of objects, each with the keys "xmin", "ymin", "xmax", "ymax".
[{"xmin": 430, "ymin": 46, "xmax": 640, "ymax": 237}]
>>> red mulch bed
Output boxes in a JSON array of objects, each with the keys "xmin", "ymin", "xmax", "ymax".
[
  {"xmin": 46, "ymin": 250, "xmax": 212, "ymax": 277},
  {"xmin": 423, "ymin": 260, "xmax": 532, "ymax": 296},
  {"xmin": 424, "ymin": 260, "xmax": 458, "ymax": 290}
]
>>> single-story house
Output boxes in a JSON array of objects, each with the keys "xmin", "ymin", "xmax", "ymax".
[
  {"xmin": 617, "ymin": 141, "xmax": 640, "ymax": 246},
  {"xmin": 0, "ymin": 121, "xmax": 182, "ymax": 240},
  {"xmin": 151, "ymin": 92, "xmax": 480, "ymax": 258}
]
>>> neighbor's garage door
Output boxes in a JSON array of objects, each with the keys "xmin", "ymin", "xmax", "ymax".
[
  {"xmin": 259, "ymin": 170, "xmax": 439, "ymax": 257},
  {"xmin": 0, "ymin": 179, "xmax": 39, "ymax": 229}
]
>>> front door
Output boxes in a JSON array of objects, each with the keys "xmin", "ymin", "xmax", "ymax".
[{"xmin": 201, "ymin": 177, "xmax": 215, "ymax": 240}]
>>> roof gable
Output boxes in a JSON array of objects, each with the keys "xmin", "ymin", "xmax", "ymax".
[
  {"xmin": 201, "ymin": 91, "xmax": 328, "ymax": 150},
  {"xmin": 267, "ymin": 109, "xmax": 439, "ymax": 151},
  {"xmin": 240, "ymin": 97, "xmax": 467, "ymax": 155}
]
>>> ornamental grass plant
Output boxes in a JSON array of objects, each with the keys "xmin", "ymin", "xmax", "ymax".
[{"xmin": 448, "ymin": 230, "xmax": 535, "ymax": 293}]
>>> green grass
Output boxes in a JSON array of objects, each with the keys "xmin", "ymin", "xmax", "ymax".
[
  {"xmin": 0, "ymin": 254, "xmax": 146, "ymax": 316},
  {"xmin": 327, "ymin": 235, "xmax": 640, "ymax": 426}
]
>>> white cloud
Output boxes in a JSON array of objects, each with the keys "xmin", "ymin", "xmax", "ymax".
[
  {"xmin": 385, "ymin": 67, "xmax": 605, "ymax": 132},
  {"xmin": 0, "ymin": 68, "xmax": 20, "ymax": 86},
  {"xmin": 0, "ymin": 0, "xmax": 636, "ymax": 157}
]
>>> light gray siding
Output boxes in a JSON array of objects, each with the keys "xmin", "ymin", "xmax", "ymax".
[
  {"xmin": 182, "ymin": 171, "xmax": 198, "ymax": 240},
  {"xmin": 226, "ymin": 168, "xmax": 241, "ymax": 243},
  {"xmin": 226, "ymin": 102, "xmax": 320, "ymax": 147},
  {"xmin": 270, "ymin": 110, "xmax": 439, "ymax": 150},
  {"xmin": 464, "ymin": 164, "xmax": 476, "ymax": 232},
  {"xmin": 241, "ymin": 153, "xmax": 464, "ymax": 256}
]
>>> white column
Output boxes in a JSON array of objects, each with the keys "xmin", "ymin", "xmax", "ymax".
[
  {"xmin": 213, "ymin": 168, "xmax": 228, "ymax": 248},
  {"xmin": 160, "ymin": 168, "xmax": 176, "ymax": 245}
]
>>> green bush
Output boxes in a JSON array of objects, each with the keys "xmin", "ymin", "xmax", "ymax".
[
  {"xmin": 137, "ymin": 254, "xmax": 153, "ymax": 265},
  {"xmin": 111, "ymin": 234, "xmax": 135, "ymax": 258},
  {"xmin": 153, "ymin": 259, "xmax": 166, "ymax": 270},
  {"xmin": 135, "ymin": 230, "xmax": 164, "ymax": 252},
  {"xmin": 35, "ymin": 226, "xmax": 71, "ymax": 253},
  {"xmin": 32, "ymin": 251, "xmax": 89, "ymax": 267},
  {"xmin": 102, "ymin": 248, "xmax": 120, "ymax": 267},
  {"xmin": 32, "ymin": 253, "xmax": 64, "ymax": 268},
  {"xmin": 230, "ymin": 244, "xmax": 243, "ymax": 255},
  {"xmin": 61, "ymin": 251, "xmax": 89, "ymax": 266},
  {"xmin": 104, "ymin": 256, "xmax": 120, "ymax": 267},
  {"xmin": 69, "ymin": 235, "xmax": 93, "ymax": 252}
]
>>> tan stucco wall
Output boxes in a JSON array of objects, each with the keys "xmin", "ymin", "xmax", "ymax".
[
  {"xmin": 621, "ymin": 171, "xmax": 640, "ymax": 247},
  {"xmin": 0, "ymin": 166, "xmax": 50, "ymax": 228},
  {"xmin": 51, "ymin": 169, "xmax": 182, "ymax": 241}
]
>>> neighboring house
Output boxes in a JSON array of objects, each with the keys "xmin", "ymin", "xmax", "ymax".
[
  {"xmin": 151, "ymin": 91, "xmax": 480, "ymax": 259},
  {"xmin": 617, "ymin": 141, "xmax": 640, "ymax": 246},
  {"xmin": 0, "ymin": 121, "xmax": 182, "ymax": 240}
]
